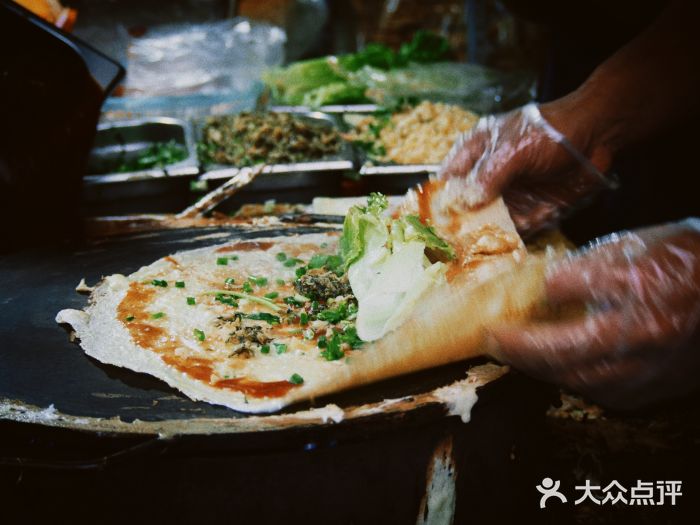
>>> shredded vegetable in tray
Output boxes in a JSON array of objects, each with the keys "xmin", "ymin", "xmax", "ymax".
[{"xmin": 198, "ymin": 112, "xmax": 343, "ymax": 167}]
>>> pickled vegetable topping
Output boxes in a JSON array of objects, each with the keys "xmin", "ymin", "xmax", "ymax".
[{"xmin": 199, "ymin": 112, "xmax": 343, "ymax": 166}]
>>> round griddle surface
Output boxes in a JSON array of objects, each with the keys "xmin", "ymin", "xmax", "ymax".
[{"xmin": 0, "ymin": 224, "xmax": 475, "ymax": 427}]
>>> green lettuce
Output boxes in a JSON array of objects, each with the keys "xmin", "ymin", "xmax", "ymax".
[
  {"xmin": 262, "ymin": 58, "xmax": 345, "ymax": 105},
  {"xmin": 340, "ymin": 193, "xmax": 454, "ymax": 341},
  {"xmin": 301, "ymin": 82, "xmax": 368, "ymax": 107},
  {"xmin": 395, "ymin": 215, "xmax": 456, "ymax": 261},
  {"xmin": 339, "ymin": 192, "xmax": 389, "ymax": 271},
  {"xmin": 263, "ymin": 32, "xmax": 450, "ymax": 107}
]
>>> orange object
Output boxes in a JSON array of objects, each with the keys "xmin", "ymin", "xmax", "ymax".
[{"xmin": 13, "ymin": 0, "xmax": 77, "ymax": 31}]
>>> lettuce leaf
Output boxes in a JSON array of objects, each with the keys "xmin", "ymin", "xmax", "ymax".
[
  {"xmin": 350, "ymin": 240, "xmax": 445, "ymax": 341},
  {"xmin": 341, "ymin": 193, "xmax": 453, "ymax": 341},
  {"xmin": 262, "ymin": 58, "xmax": 346, "ymax": 105},
  {"xmin": 395, "ymin": 215, "xmax": 456, "ymax": 261},
  {"xmin": 263, "ymin": 32, "xmax": 450, "ymax": 107},
  {"xmin": 301, "ymin": 82, "xmax": 368, "ymax": 107},
  {"xmin": 339, "ymin": 192, "xmax": 389, "ymax": 271}
]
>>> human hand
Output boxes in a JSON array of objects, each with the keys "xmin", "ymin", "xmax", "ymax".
[
  {"xmin": 491, "ymin": 219, "xmax": 700, "ymax": 410},
  {"xmin": 439, "ymin": 102, "xmax": 615, "ymax": 238}
]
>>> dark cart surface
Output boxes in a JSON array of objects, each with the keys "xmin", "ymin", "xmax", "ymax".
[{"xmin": 0, "ymin": 222, "xmax": 554, "ymax": 524}]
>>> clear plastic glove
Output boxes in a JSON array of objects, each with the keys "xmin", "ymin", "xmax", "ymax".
[
  {"xmin": 439, "ymin": 103, "xmax": 616, "ymax": 238},
  {"xmin": 491, "ymin": 219, "xmax": 700, "ymax": 410}
]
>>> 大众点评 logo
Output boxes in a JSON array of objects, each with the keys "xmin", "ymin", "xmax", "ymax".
[
  {"xmin": 536, "ymin": 478, "xmax": 567, "ymax": 508},
  {"xmin": 536, "ymin": 478, "xmax": 682, "ymax": 509}
]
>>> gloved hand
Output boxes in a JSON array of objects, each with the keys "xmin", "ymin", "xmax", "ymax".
[
  {"xmin": 439, "ymin": 103, "xmax": 616, "ymax": 238},
  {"xmin": 491, "ymin": 219, "xmax": 700, "ymax": 410}
]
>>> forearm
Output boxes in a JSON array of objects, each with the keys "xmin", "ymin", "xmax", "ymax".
[{"xmin": 542, "ymin": 0, "xmax": 700, "ymax": 157}]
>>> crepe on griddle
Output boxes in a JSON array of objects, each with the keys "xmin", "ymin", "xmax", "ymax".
[{"xmin": 57, "ymin": 192, "xmax": 545, "ymax": 413}]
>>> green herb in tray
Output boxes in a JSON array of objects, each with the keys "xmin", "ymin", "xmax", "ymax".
[{"xmin": 116, "ymin": 140, "xmax": 187, "ymax": 172}]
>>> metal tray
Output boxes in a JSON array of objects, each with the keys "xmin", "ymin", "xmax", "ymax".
[
  {"xmin": 268, "ymin": 104, "xmax": 381, "ymax": 114},
  {"xmin": 335, "ymin": 108, "xmax": 442, "ymax": 181},
  {"xmin": 196, "ymin": 111, "xmax": 355, "ymax": 179},
  {"xmin": 84, "ymin": 117, "xmax": 200, "ymax": 184},
  {"xmin": 79, "ymin": 110, "xmax": 442, "ymax": 211},
  {"xmin": 360, "ymin": 163, "xmax": 439, "ymax": 176},
  {"xmin": 352, "ymin": 166, "xmax": 434, "ymax": 195}
]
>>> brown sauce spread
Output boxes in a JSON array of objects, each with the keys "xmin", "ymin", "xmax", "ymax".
[
  {"xmin": 127, "ymin": 322, "xmax": 179, "ymax": 353},
  {"xmin": 416, "ymin": 179, "xmax": 444, "ymax": 223},
  {"xmin": 162, "ymin": 355, "xmax": 214, "ymax": 382},
  {"xmin": 213, "ymin": 377, "xmax": 296, "ymax": 397},
  {"xmin": 463, "ymin": 224, "xmax": 519, "ymax": 257},
  {"xmin": 117, "ymin": 282, "xmax": 299, "ymax": 399},
  {"xmin": 117, "ymin": 283, "xmax": 179, "ymax": 353},
  {"xmin": 284, "ymin": 242, "xmax": 329, "ymax": 257},
  {"xmin": 163, "ymin": 256, "xmax": 180, "ymax": 267},
  {"xmin": 416, "ymin": 182, "xmax": 432, "ymax": 223},
  {"xmin": 447, "ymin": 211, "xmax": 462, "ymax": 236},
  {"xmin": 450, "ymin": 224, "xmax": 519, "ymax": 279},
  {"xmin": 216, "ymin": 241, "xmax": 274, "ymax": 253},
  {"xmin": 443, "ymin": 224, "xmax": 519, "ymax": 280}
]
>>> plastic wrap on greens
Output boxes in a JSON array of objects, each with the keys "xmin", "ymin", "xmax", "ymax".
[
  {"xmin": 353, "ymin": 63, "xmax": 535, "ymax": 114},
  {"xmin": 263, "ymin": 31, "xmax": 451, "ymax": 107},
  {"xmin": 265, "ymin": 61, "xmax": 533, "ymax": 113},
  {"xmin": 263, "ymin": 29, "xmax": 533, "ymax": 113},
  {"xmin": 263, "ymin": 58, "xmax": 353, "ymax": 106}
]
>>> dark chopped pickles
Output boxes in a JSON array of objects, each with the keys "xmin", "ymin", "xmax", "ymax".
[{"xmin": 199, "ymin": 112, "xmax": 343, "ymax": 166}]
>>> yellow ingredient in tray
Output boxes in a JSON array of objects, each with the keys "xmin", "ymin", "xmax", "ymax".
[{"xmin": 349, "ymin": 101, "xmax": 479, "ymax": 165}]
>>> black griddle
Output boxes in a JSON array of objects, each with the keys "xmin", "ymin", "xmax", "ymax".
[
  {"xmin": 0, "ymin": 223, "xmax": 492, "ymax": 424},
  {"xmin": 0, "ymin": 223, "xmax": 559, "ymax": 525}
]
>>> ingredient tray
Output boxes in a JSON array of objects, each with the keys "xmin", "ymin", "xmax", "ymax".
[
  {"xmin": 84, "ymin": 117, "xmax": 200, "ymax": 184},
  {"xmin": 195, "ymin": 110, "xmax": 355, "ymax": 174}
]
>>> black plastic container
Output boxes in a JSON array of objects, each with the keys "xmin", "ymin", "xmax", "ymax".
[{"xmin": 0, "ymin": 1, "xmax": 124, "ymax": 251}]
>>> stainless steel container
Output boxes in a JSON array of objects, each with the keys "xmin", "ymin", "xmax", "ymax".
[{"xmin": 85, "ymin": 117, "xmax": 200, "ymax": 184}]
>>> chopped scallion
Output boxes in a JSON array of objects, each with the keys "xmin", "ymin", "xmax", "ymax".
[
  {"xmin": 320, "ymin": 332, "xmax": 344, "ymax": 361},
  {"xmin": 206, "ymin": 290, "xmax": 282, "ymax": 312},
  {"xmin": 248, "ymin": 275, "xmax": 268, "ymax": 287},
  {"xmin": 307, "ymin": 254, "xmax": 328, "ymax": 269},
  {"xmin": 215, "ymin": 293, "xmax": 238, "ymax": 307},
  {"xmin": 245, "ymin": 312, "xmax": 280, "ymax": 325},
  {"xmin": 284, "ymin": 296, "xmax": 307, "ymax": 307}
]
